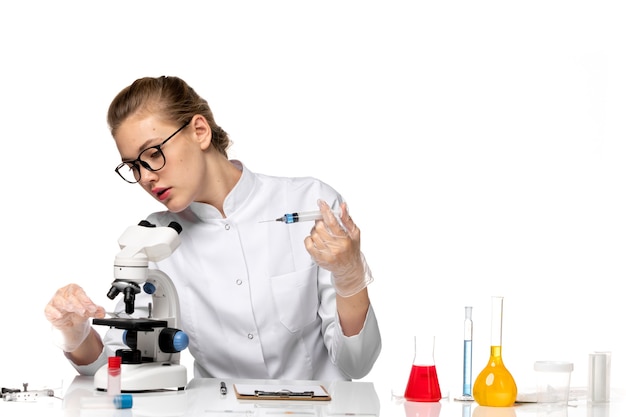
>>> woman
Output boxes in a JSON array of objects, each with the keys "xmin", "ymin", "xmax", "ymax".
[{"xmin": 45, "ymin": 76, "xmax": 381, "ymax": 380}]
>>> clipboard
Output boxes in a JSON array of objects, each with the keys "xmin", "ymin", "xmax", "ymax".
[{"xmin": 233, "ymin": 384, "xmax": 331, "ymax": 401}]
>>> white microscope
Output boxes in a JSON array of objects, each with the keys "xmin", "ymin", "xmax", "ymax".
[{"xmin": 92, "ymin": 220, "xmax": 188, "ymax": 391}]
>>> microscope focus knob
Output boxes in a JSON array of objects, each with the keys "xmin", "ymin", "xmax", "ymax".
[
  {"xmin": 143, "ymin": 282, "xmax": 157, "ymax": 294},
  {"xmin": 159, "ymin": 328, "xmax": 189, "ymax": 353}
]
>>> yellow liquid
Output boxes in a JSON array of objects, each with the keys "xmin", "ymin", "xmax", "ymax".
[{"xmin": 473, "ymin": 346, "xmax": 517, "ymax": 407}]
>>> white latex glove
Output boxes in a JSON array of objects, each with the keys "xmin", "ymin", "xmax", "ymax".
[
  {"xmin": 304, "ymin": 200, "xmax": 374, "ymax": 297},
  {"xmin": 44, "ymin": 283, "xmax": 105, "ymax": 352}
]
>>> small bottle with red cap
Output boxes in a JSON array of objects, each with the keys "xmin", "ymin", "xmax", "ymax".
[{"xmin": 107, "ymin": 355, "xmax": 122, "ymax": 395}]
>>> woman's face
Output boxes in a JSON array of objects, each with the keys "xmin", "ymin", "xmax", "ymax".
[{"xmin": 114, "ymin": 114, "xmax": 209, "ymax": 213}]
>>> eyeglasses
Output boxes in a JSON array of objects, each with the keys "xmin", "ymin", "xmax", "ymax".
[{"xmin": 115, "ymin": 121, "xmax": 190, "ymax": 183}]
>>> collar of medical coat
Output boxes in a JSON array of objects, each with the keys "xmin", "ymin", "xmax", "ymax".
[{"xmin": 188, "ymin": 159, "xmax": 251, "ymax": 221}]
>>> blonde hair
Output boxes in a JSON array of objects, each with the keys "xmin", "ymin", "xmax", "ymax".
[{"xmin": 107, "ymin": 76, "xmax": 231, "ymax": 157}]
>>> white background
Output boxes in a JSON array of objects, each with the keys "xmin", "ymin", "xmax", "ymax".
[{"xmin": 1, "ymin": 0, "xmax": 624, "ymax": 398}]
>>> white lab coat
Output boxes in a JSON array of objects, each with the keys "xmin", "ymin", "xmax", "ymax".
[{"xmin": 73, "ymin": 161, "xmax": 381, "ymax": 380}]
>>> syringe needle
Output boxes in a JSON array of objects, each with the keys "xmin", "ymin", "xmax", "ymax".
[{"xmin": 260, "ymin": 210, "xmax": 342, "ymax": 224}]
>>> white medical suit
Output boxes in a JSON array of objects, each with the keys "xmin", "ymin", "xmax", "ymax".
[{"xmin": 70, "ymin": 161, "xmax": 381, "ymax": 380}]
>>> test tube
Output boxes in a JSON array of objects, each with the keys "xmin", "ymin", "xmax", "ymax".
[
  {"xmin": 108, "ymin": 356, "xmax": 122, "ymax": 395},
  {"xmin": 80, "ymin": 394, "xmax": 133, "ymax": 409},
  {"xmin": 455, "ymin": 306, "xmax": 474, "ymax": 401}
]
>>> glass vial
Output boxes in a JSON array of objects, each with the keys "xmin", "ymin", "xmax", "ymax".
[
  {"xmin": 107, "ymin": 355, "xmax": 122, "ymax": 395},
  {"xmin": 473, "ymin": 296, "xmax": 517, "ymax": 407},
  {"xmin": 589, "ymin": 351, "xmax": 611, "ymax": 403},
  {"xmin": 81, "ymin": 394, "xmax": 133, "ymax": 409},
  {"xmin": 404, "ymin": 335, "xmax": 442, "ymax": 402}
]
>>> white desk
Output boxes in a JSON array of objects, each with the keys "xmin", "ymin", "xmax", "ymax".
[{"xmin": 2, "ymin": 376, "xmax": 624, "ymax": 416}]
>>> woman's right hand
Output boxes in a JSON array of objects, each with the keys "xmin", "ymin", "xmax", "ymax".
[{"xmin": 44, "ymin": 283, "xmax": 106, "ymax": 352}]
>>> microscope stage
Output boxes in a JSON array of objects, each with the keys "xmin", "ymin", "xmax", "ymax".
[{"xmin": 93, "ymin": 317, "xmax": 169, "ymax": 330}]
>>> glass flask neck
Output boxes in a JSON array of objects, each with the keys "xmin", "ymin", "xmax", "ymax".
[
  {"xmin": 412, "ymin": 335, "xmax": 436, "ymax": 366},
  {"xmin": 490, "ymin": 296, "xmax": 504, "ymax": 346},
  {"xmin": 489, "ymin": 345, "xmax": 504, "ymax": 362}
]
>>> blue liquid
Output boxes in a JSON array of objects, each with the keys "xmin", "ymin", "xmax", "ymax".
[{"xmin": 463, "ymin": 339, "xmax": 473, "ymax": 396}]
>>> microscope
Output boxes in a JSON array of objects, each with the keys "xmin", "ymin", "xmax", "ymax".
[{"xmin": 92, "ymin": 220, "xmax": 189, "ymax": 391}]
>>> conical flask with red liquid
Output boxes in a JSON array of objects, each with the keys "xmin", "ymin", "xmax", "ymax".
[{"xmin": 404, "ymin": 335, "xmax": 442, "ymax": 402}]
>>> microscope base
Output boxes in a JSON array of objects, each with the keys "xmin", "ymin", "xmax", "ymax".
[{"xmin": 94, "ymin": 362, "xmax": 187, "ymax": 392}]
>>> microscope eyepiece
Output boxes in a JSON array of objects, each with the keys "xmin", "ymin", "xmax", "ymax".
[
  {"xmin": 136, "ymin": 219, "xmax": 181, "ymax": 234},
  {"xmin": 168, "ymin": 221, "xmax": 183, "ymax": 234}
]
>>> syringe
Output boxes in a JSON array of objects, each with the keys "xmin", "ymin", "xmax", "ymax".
[{"xmin": 262, "ymin": 210, "xmax": 342, "ymax": 224}]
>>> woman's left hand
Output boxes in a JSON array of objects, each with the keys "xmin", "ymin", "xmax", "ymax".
[{"xmin": 304, "ymin": 200, "xmax": 370, "ymax": 297}]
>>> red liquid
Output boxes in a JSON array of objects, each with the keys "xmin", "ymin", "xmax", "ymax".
[{"xmin": 404, "ymin": 365, "xmax": 442, "ymax": 402}]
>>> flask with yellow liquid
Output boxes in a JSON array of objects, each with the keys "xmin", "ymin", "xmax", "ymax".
[{"xmin": 473, "ymin": 296, "xmax": 517, "ymax": 407}]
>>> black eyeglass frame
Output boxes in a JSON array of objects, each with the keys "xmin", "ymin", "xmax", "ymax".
[{"xmin": 115, "ymin": 121, "xmax": 190, "ymax": 183}]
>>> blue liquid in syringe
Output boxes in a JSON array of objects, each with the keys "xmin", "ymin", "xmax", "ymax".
[{"xmin": 463, "ymin": 339, "xmax": 473, "ymax": 396}]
